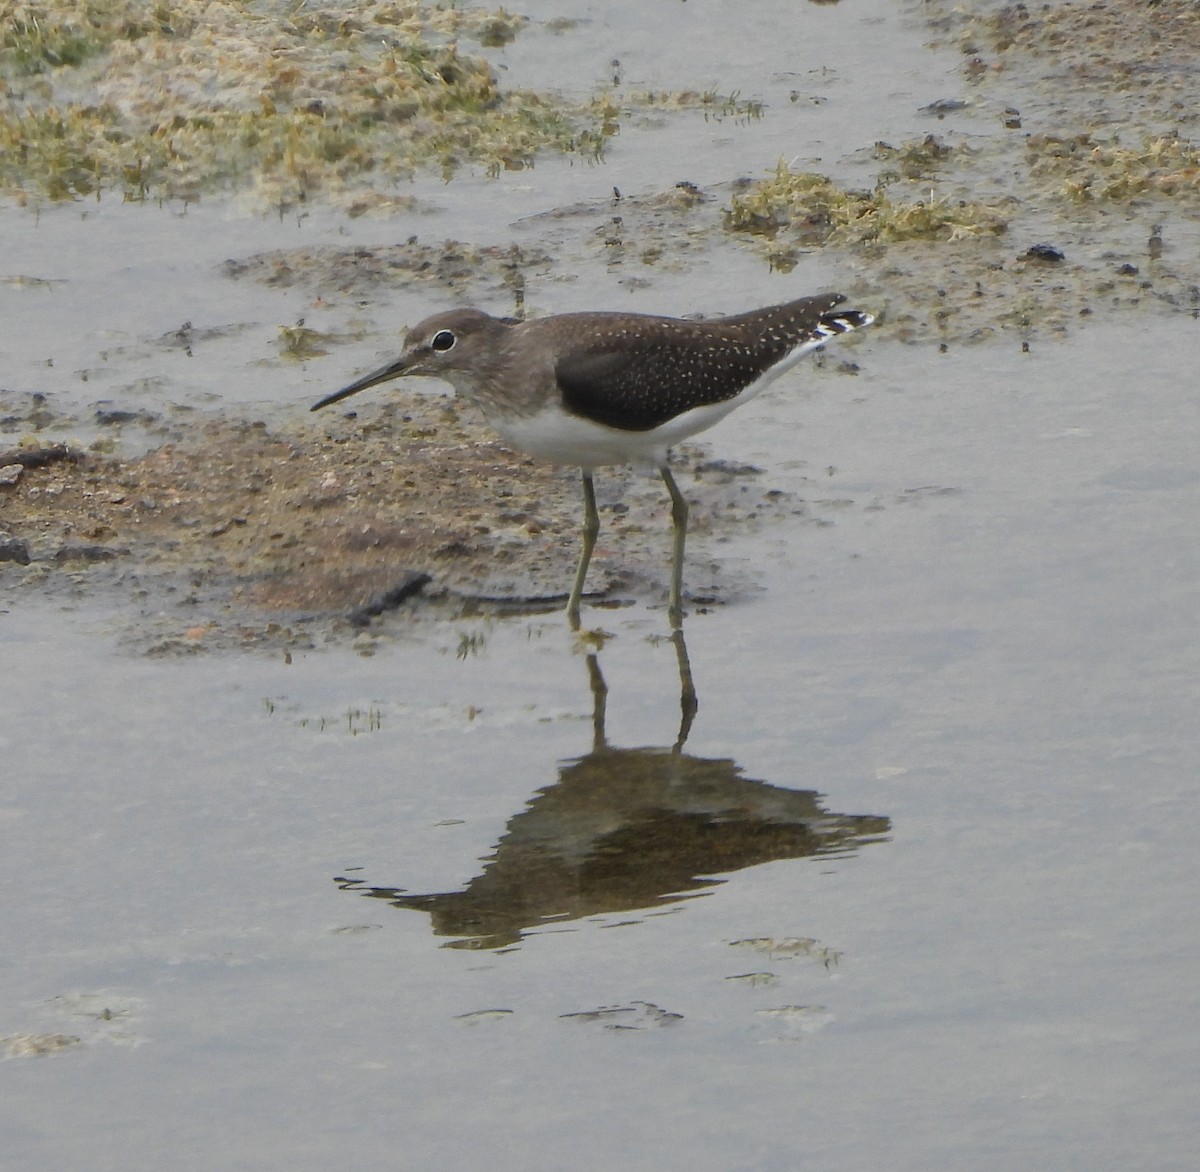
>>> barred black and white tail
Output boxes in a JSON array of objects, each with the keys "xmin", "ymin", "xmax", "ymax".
[{"xmin": 814, "ymin": 308, "xmax": 874, "ymax": 341}]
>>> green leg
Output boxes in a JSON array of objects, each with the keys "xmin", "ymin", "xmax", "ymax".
[
  {"xmin": 567, "ymin": 470, "xmax": 600, "ymax": 628},
  {"xmin": 661, "ymin": 465, "xmax": 689, "ymax": 627}
]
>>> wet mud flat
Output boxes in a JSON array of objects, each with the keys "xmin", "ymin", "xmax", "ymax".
[{"xmin": 0, "ymin": 389, "xmax": 829, "ymax": 652}]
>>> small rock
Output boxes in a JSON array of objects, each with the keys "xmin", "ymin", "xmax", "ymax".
[
  {"xmin": 920, "ymin": 98, "xmax": 968, "ymax": 115},
  {"xmin": 94, "ymin": 408, "xmax": 142, "ymax": 426},
  {"xmin": 0, "ymin": 463, "xmax": 22, "ymax": 486},
  {"xmin": 1023, "ymin": 244, "xmax": 1065, "ymax": 263},
  {"xmin": 0, "ymin": 535, "xmax": 32, "ymax": 564}
]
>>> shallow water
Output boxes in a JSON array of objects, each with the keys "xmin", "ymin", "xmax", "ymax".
[
  {"xmin": 3, "ymin": 1, "xmax": 1200, "ymax": 1169},
  {"xmin": 5, "ymin": 321, "xmax": 1198, "ymax": 1169}
]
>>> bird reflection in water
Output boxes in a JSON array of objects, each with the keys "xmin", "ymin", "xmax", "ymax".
[{"xmin": 335, "ymin": 630, "xmax": 890, "ymax": 949}]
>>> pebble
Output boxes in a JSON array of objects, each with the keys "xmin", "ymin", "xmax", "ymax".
[{"xmin": 0, "ymin": 535, "xmax": 32, "ymax": 564}]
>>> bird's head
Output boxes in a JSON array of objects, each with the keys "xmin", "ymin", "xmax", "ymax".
[{"xmin": 311, "ymin": 308, "xmax": 513, "ymax": 411}]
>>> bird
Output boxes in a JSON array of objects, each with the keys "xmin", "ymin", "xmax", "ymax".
[{"xmin": 311, "ymin": 293, "xmax": 873, "ymax": 626}]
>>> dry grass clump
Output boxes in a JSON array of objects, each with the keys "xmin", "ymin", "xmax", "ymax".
[
  {"xmin": 724, "ymin": 161, "xmax": 1007, "ymax": 254},
  {"xmin": 1027, "ymin": 133, "xmax": 1200, "ymax": 203},
  {"xmin": 0, "ymin": 1, "xmax": 601, "ymax": 205}
]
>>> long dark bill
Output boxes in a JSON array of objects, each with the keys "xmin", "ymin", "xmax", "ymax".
[{"xmin": 310, "ymin": 356, "xmax": 411, "ymax": 412}]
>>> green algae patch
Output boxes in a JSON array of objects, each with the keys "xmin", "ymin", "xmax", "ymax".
[
  {"xmin": 724, "ymin": 161, "xmax": 1007, "ymax": 262},
  {"xmin": 0, "ymin": 1, "xmax": 165, "ymax": 75},
  {"xmin": 0, "ymin": 0, "xmax": 602, "ymax": 206}
]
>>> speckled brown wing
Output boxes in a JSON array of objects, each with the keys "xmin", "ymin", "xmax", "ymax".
[
  {"xmin": 554, "ymin": 333, "xmax": 778, "ymax": 431},
  {"xmin": 554, "ymin": 294, "xmax": 851, "ymax": 433}
]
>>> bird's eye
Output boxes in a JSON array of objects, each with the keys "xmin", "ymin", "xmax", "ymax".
[{"xmin": 430, "ymin": 330, "xmax": 456, "ymax": 353}]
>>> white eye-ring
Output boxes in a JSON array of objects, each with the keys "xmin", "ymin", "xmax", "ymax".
[{"xmin": 431, "ymin": 329, "xmax": 456, "ymax": 353}]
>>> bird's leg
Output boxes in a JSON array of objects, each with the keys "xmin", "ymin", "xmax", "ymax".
[
  {"xmin": 670, "ymin": 625, "xmax": 698, "ymax": 751},
  {"xmin": 584, "ymin": 651, "xmax": 608, "ymax": 751},
  {"xmin": 567, "ymin": 470, "xmax": 600, "ymax": 628},
  {"xmin": 661, "ymin": 465, "xmax": 689, "ymax": 627}
]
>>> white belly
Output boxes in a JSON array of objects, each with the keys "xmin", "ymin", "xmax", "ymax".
[{"xmin": 492, "ymin": 396, "xmax": 747, "ymax": 469}]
